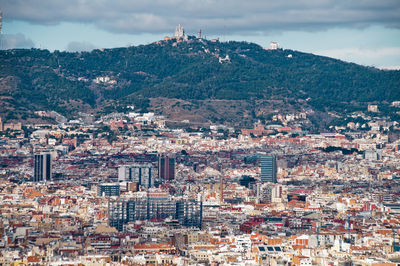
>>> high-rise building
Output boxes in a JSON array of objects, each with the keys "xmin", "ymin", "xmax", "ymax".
[
  {"xmin": 158, "ymin": 155, "xmax": 175, "ymax": 181},
  {"xmin": 108, "ymin": 197, "xmax": 202, "ymax": 231},
  {"xmin": 239, "ymin": 175, "xmax": 256, "ymax": 189},
  {"xmin": 33, "ymin": 152, "xmax": 52, "ymax": 182},
  {"xmin": 257, "ymin": 183, "xmax": 282, "ymax": 203},
  {"xmin": 118, "ymin": 163, "xmax": 155, "ymax": 188},
  {"xmin": 260, "ymin": 154, "xmax": 277, "ymax": 183}
]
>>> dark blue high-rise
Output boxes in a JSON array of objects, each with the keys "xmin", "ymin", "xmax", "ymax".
[
  {"xmin": 33, "ymin": 152, "xmax": 51, "ymax": 182},
  {"xmin": 260, "ymin": 154, "xmax": 277, "ymax": 183}
]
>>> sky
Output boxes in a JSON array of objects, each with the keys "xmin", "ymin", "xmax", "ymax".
[{"xmin": 0, "ymin": 0, "xmax": 399, "ymax": 69}]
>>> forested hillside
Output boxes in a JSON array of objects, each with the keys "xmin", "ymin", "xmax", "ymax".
[{"xmin": 1, "ymin": 37, "xmax": 399, "ymax": 123}]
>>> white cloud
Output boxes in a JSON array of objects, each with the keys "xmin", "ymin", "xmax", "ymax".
[
  {"xmin": 0, "ymin": 0, "xmax": 399, "ymax": 34},
  {"xmin": 316, "ymin": 47, "xmax": 400, "ymax": 59},
  {"xmin": 66, "ymin": 41, "xmax": 96, "ymax": 52},
  {"xmin": 0, "ymin": 33, "xmax": 35, "ymax": 49},
  {"xmin": 379, "ymin": 66, "xmax": 400, "ymax": 70},
  {"xmin": 315, "ymin": 47, "xmax": 400, "ymax": 68}
]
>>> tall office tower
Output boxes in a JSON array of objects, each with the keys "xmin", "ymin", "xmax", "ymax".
[
  {"xmin": 158, "ymin": 155, "xmax": 175, "ymax": 181},
  {"xmin": 260, "ymin": 154, "xmax": 277, "ymax": 183},
  {"xmin": 118, "ymin": 163, "xmax": 155, "ymax": 188},
  {"xmin": 33, "ymin": 152, "xmax": 52, "ymax": 182}
]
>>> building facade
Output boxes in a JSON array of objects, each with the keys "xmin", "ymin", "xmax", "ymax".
[
  {"xmin": 97, "ymin": 183, "xmax": 120, "ymax": 197},
  {"xmin": 260, "ymin": 154, "xmax": 277, "ymax": 183},
  {"xmin": 33, "ymin": 152, "xmax": 52, "ymax": 182},
  {"xmin": 108, "ymin": 197, "xmax": 202, "ymax": 231},
  {"xmin": 118, "ymin": 163, "xmax": 155, "ymax": 188},
  {"xmin": 158, "ymin": 155, "xmax": 175, "ymax": 181}
]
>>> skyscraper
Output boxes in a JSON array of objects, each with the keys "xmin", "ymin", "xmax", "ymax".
[
  {"xmin": 158, "ymin": 155, "xmax": 175, "ymax": 181},
  {"xmin": 118, "ymin": 163, "xmax": 155, "ymax": 188},
  {"xmin": 260, "ymin": 154, "xmax": 277, "ymax": 183},
  {"xmin": 33, "ymin": 152, "xmax": 52, "ymax": 182}
]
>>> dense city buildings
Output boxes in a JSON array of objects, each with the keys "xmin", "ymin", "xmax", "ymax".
[{"xmin": 1, "ymin": 106, "xmax": 400, "ymax": 265}]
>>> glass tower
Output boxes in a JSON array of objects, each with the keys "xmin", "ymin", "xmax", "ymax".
[{"xmin": 260, "ymin": 154, "xmax": 277, "ymax": 183}]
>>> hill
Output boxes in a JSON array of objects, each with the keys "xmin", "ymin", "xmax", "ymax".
[{"xmin": 0, "ymin": 37, "xmax": 399, "ymax": 127}]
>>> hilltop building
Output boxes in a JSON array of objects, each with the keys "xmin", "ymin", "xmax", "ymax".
[
  {"xmin": 368, "ymin": 104, "xmax": 379, "ymax": 112},
  {"xmin": 175, "ymin": 24, "xmax": 185, "ymax": 38},
  {"xmin": 0, "ymin": 117, "xmax": 22, "ymax": 131},
  {"xmin": 164, "ymin": 24, "xmax": 189, "ymax": 42},
  {"xmin": 270, "ymin": 41, "xmax": 279, "ymax": 50}
]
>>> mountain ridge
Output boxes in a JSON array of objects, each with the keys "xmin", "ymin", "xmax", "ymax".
[{"xmin": 0, "ymin": 37, "xmax": 399, "ymax": 127}]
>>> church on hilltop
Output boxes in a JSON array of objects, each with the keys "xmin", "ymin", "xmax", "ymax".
[
  {"xmin": 174, "ymin": 24, "xmax": 185, "ymax": 38},
  {"xmin": 163, "ymin": 24, "xmax": 194, "ymax": 42}
]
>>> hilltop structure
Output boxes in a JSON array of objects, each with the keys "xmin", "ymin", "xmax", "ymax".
[
  {"xmin": 174, "ymin": 24, "xmax": 185, "ymax": 38},
  {"xmin": 164, "ymin": 24, "xmax": 189, "ymax": 41}
]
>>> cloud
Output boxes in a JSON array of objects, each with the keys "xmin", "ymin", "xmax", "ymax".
[
  {"xmin": 66, "ymin": 41, "xmax": 96, "ymax": 52},
  {"xmin": 0, "ymin": 0, "xmax": 399, "ymax": 35},
  {"xmin": 315, "ymin": 47, "xmax": 400, "ymax": 68},
  {"xmin": 0, "ymin": 33, "xmax": 35, "ymax": 49},
  {"xmin": 380, "ymin": 66, "xmax": 400, "ymax": 70}
]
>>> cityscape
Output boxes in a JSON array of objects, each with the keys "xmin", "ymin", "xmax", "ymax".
[
  {"xmin": 0, "ymin": 100, "xmax": 400, "ymax": 265},
  {"xmin": 1, "ymin": 1, "xmax": 400, "ymax": 265}
]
